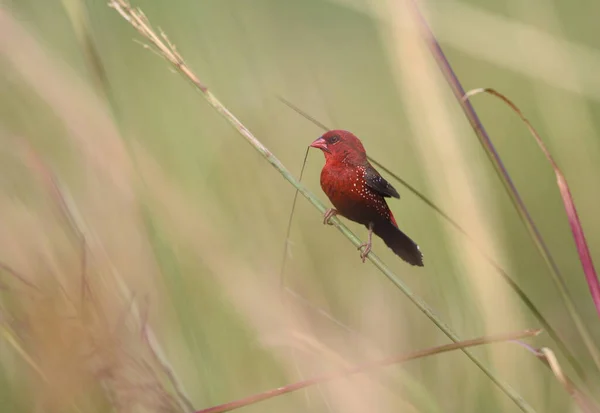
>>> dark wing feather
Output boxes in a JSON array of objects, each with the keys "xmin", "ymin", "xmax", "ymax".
[{"xmin": 364, "ymin": 165, "xmax": 400, "ymax": 198}]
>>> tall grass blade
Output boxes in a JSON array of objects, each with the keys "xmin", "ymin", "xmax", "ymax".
[
  {"xmin": 408, "ymin": 0, "xmax": 600, "ymax": 373},
  {"xmin": 464, "ymin": 88, "xmax": 600, "ymax": 320}
]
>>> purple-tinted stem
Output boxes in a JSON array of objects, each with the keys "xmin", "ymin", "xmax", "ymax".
[
  {"xmin": 408, "ymin": 0, "xmax": 600, "ymax": 373},
  {"xmin": 470, "ymin": 87, "xmax": 600, "ymax": 322},
  {"xmin": 407, "ymin": 2, "xmax": 569, "ymax": 294},
  {"xmin": 510, "ymin": 340, "xmax": 542, "ymax": 356}
]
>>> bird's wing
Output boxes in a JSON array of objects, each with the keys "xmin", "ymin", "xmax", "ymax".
[{"xmin": 364, "ymin": 165, "xmax": 400, "ymax": 199}]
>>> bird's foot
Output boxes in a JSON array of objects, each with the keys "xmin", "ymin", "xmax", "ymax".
[
  {"xmin": 323, "ymin": 208, "xmax": 338, "ymax": 225},
  {"xmin": 358, "ymin": 223, "xmax": 374, "ymax": 263},
  {"xmin": 357, "ymin": 242, "xmax": 372, "ymax": 263}
]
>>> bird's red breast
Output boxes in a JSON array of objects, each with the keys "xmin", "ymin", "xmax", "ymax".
[
  {"xmin": 311, "ymin": 130, "xmax": 398, "ymax": 227},
  {"xmin": 320, "ymin": 162, "xmax": 397, "ymax": 227}
]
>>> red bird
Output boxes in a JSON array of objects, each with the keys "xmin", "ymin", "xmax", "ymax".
[{"xmin": 310, "ymin": 130, "xmax": 423, "ymax": 266}]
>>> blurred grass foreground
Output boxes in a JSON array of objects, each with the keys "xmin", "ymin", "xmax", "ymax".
[{"xmin": 2, "ymin": 0, "xmax": 600, "ymax": 412}]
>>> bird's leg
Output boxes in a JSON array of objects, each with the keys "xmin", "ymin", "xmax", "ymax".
[
  {"xmin": 358, "ymin": 223, "xmax": 374, "ymax": 263},
  {"xmin": 323, "ymin": 208, "xmax": 338, "ymax": 225}
]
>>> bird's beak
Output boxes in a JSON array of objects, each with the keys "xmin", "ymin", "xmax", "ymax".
[{"xmin": 309, "ymin": 137, "xmax": 331, "ymax": 153}]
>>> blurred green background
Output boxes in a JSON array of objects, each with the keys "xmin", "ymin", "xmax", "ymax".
[{"xmin": 1, "ymin": 0, "xmax": 600, "ymax": 412}]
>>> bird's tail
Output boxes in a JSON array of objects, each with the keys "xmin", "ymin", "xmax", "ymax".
[{"xmin": 373, "ymin": 220, "xmax": 424, "ymax": 266}]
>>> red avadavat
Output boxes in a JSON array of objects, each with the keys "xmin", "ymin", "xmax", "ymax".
[{"xmin": 310, "ymin": 130, "xmax": 423, "ymax": 266}]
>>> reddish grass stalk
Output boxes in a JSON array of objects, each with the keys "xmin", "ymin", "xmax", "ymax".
[
  {"xmin": 196, "ymin": 329, "xmax": 540, "ymax": 413},
  {"xmin": 407, "ymin": 0, "xmax": 600, "ymax": 372},
  {"xmin": 464, "ymin": 88, "xmax": 600, "ymax": 319}
]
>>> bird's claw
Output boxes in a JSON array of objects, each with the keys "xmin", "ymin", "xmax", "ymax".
[
  {"xmin": 357, "ymin": 222, "xmax": 374, "ymax": 263},
  {"xmin": 323, "ymin": 208, "xmax": 338, "ymax": 225},
  {"xmin": 358, "ymin": 242, "xmax": 372, "ymax": 263}
]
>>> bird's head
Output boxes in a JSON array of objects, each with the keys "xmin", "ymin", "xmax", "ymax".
[{"xmin": 309, "ymin": 130, "xmax": 367, "ymax": 165}]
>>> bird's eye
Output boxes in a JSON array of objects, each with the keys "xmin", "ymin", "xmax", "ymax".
[{"xmin": 329, "ymin": 135, "xmax": 340, "ymax": 144}]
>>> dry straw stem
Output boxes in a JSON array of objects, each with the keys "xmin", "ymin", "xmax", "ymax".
[
  {"xmin": 514, "ymin": 340, "xmax": 599, "ymax": 412},
  {"xmin": 408, "ymin": 0, "xmax": 600, "ymax": 374},
  {"xmin": 538, "ymin": 348, "xmax": 599, "ymax": 413},
  {"xmin": 195, "ymin": 329, "xmax": 540, "ymax": 413},
  {"xmin": 109, "ymin": 1, "xmax": 537, "ymax": 412}
]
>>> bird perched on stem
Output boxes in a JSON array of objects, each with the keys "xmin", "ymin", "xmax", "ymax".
[{"xmin": 310, "ymin": 130, "xmax": 423, "ymax": 266}]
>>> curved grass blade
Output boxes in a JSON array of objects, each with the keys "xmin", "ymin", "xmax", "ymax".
[
  {"xmin": 407, "ymin": 0, "xmax": 600, "ymax": 373},
  {"xmin": 464, "ymin": 88, "xmax": 600, "ymax": 321},
  {"xmin": 539, "ymin": 348, "xmax": 600, "ymax": 413},
  {"xmin": 279, "ymin": 147, "xmax": 310, "ymax": 289},
  {"xmin": 513, "ymin": 341, "xmax": 599, "ymax": 412}
]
